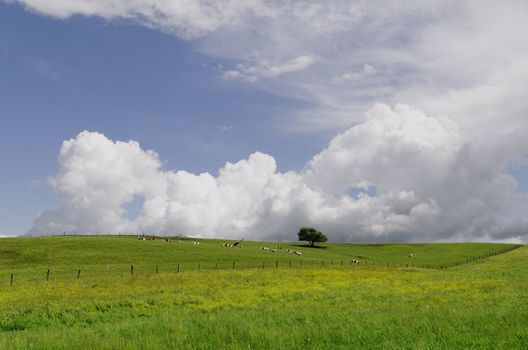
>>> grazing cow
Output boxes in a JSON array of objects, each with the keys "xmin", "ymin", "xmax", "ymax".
[
  {"xmin": 408, "ymin": 253, "xmax": 416, "ymax": 258},
  {"xmin": 233, "ymin": 242, "xmax": 240, "ymax": 247},
  {"xmin": 261, "ymin": 247, "xmax": 270, "ymax": 251},
  {"xmin": 271, "ymin": 249, "xmax": 277, "ymax": 253},
  {"xmin": 295, "ymin": 251, "xmax": 302, "ymax": 256},
  {"xmin": 351, "ymin": 259, "xmax": 360, "ymax": 264}
]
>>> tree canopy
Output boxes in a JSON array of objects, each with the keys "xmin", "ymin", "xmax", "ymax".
[{"xmin": 297, "ymin": 227, "xmax": 328, "ymax": 247}]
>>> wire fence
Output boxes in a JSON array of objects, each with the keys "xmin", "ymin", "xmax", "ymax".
[{"xmin": 2, "ymin": 244, "xmax": 522, "ymax": 287}]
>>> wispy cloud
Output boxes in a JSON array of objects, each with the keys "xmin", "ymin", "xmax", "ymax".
[
  {"xmin": 217, "ymin": 125, "xmax": 235, "ymax": 131},
  {"xmin": 332, "ymin": 64, "xmax": 376, "ymax": 83},
  {"xmin": 5, "ymin": 0, "xmax": 278, "ymax": 38},
  {"xmin": 222, "ymin": 54, "xmax": 316, "ymax": 83},
  {"xmin": 143, "ymin": 117, "xmax": 158, "ymax": 123},
  {"xmin": 27, "ymin": 58, "xmax": 60, "ymax": 82}
]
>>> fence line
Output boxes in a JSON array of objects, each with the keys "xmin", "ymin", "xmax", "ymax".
[{"xmin": 3, "ymin": 245, "xmax": 523, "ymax": 287}]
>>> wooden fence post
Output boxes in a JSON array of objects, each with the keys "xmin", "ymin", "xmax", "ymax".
[
  {"xmin": 131, "ymin": 265, "xmax": 134, "ymax": 276},
  {"xmin": 47, "ymin": 269, "xmax": 50, "ymax": 281},
  {"xmin": 276, "ymin": 260, "xmax": 278, "ymax": 268},
  {"xmin": 177, "ymin": 263, "xmax": 180, "ymax": 273},
  {"xmin": 10, "ymin": 273, "xmax": 13, "ymax": 286},
  {"xmin": 156, "ymin": 265, "xmax": 158, "ymax": 274},
  {"xmin": 77, "ymin": 269, "xmax": 81, "ymax": 279},
  {"xmin": 232, "ymin": 262, "xmax": 235, "ymax": 269}
]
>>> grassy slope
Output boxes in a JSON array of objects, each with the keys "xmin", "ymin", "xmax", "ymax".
[
  {"xmin": 0, "ymin": 237, "xmax": 525, "ymax": 349},
  {"xmin": 0, "ymin": 236, "xmax": 518, "ymax": 281}
]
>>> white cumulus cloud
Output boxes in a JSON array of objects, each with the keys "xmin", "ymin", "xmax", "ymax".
[{"xmin": 29, "ymin": 104, "xmax": 524, "ymax": 242}]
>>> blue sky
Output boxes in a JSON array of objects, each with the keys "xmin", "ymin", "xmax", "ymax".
[
  {"xmin": 1, "ymin": 1, "xmax": 528, "ymax": 242},
  {"xmin": 0, "ymin": 3, "xmax": 327, "ymax": 235}
]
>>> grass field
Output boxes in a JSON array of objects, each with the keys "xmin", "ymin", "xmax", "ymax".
[{"xmin": 0, "ymin": 236, "xmax": 526, "ymax": 349}]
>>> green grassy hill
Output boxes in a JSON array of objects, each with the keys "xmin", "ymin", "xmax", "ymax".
[
  {"xmin": 0, "ymin": 236, "xmax": 525, "ymax": 349},
  {"xmin": 0, "ymin": 235, "xmax": 518, "ymax": 281}
]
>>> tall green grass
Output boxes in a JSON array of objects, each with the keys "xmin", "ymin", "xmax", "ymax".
[{"xmin": 0, "ymin": 236, "xmax": 525, "ymax": 349}]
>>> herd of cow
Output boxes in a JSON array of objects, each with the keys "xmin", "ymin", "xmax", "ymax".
[
  {"xmin": 136, "ymin": 236, "xmax": 418, "ymax": 264},
  {"xmin": 220, "ymin": 242, "xmax": 243, "ymax": 248},
  {"xmin": 136, "ymin": 236, "xmax": 183, "ymax": 243},
  {"xmin": 260, "ymin": 246, "xmax": 302, "ymax": 256}
]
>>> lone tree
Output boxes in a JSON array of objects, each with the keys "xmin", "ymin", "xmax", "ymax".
[{"xmin": 297, "ymin": 227, "xmax": 328, "ymax": 247}]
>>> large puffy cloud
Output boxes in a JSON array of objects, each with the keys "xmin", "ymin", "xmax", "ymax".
[{"xmin": 29, "ymin": 104, "xmax": 524, "ymax": 242}]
